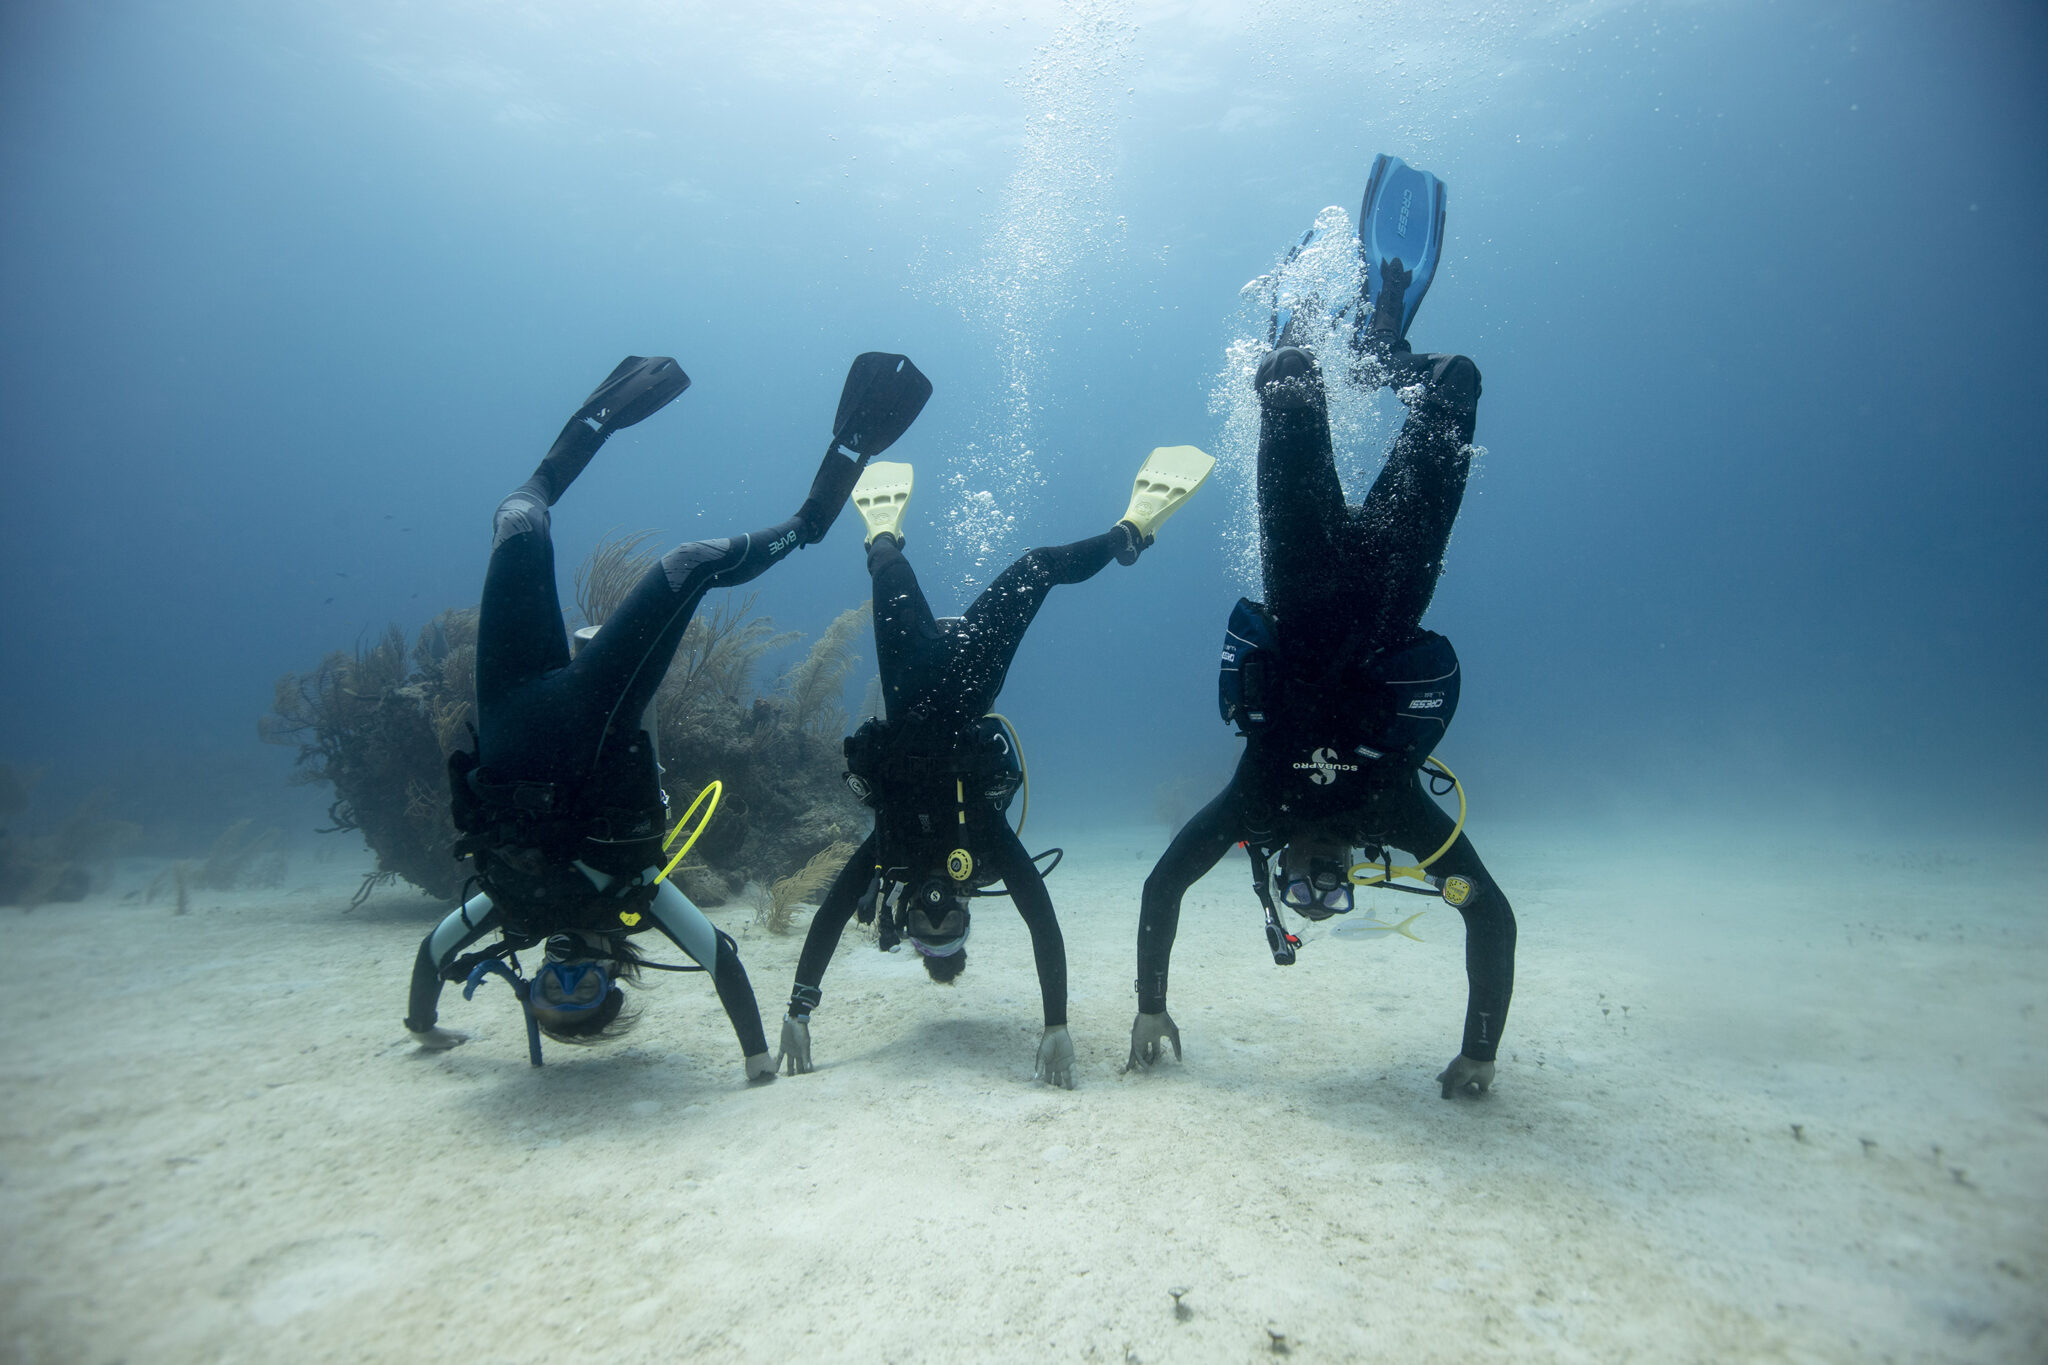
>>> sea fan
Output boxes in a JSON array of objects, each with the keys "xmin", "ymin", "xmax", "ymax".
[{"xmin": 757, "ymin": 839, "xmax": 857, "ymax": 935}]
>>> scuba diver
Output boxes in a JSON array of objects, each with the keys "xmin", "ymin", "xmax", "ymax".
[
  {"xmin": 1124, "ymin": 155, "xmax": 1516, "ymax": 1100},
  {"xmin": 402, "ymin": 352, "xmax": 932, "ymax": 1079},
  {"xmin": 773, "ymin": 444, "xmax": 1216, "ymax": 1088}
]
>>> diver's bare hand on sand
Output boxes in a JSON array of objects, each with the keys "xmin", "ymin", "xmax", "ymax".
[
  {"xmin": 1123, "ymin": 1010, "xmax": 1181, "ymax": 1073},
  {"xmin": 775, "ymin": 1015, "xmax": 814, "ymax": 1076},
  {"xmin": 408, "ymin": 1026, "xmax": 469, "ymax": 1052},
  {"xmin": 1436, "ymin": 1054, "xmax": 1494, "ymax": 1099},
  {"xmin": 1034, "ymin": 1025, "xmax": 1076, "ymax": 1089}
]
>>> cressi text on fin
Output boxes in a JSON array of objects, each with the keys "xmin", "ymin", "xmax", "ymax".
[{"xmin": 1358, "ymin": 154, "xmax": 1447, "ymax": 343}]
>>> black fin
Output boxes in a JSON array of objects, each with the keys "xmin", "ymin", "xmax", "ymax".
[
  {"xmin": 830, "ymin": 352, "xmax": 932, "ymax": 458},
  {"xmin": 576, "ymin": 355, "xmax": 690, "ymax": 434}
]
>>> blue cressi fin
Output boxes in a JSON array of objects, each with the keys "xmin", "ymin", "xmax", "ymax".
[
  {"xmin": 1358, "ymin": 154, "xmax": 1448, "ymax": 344},
  {"xmin": 1268, "ymin": 225, "xmax": 1323, "ymax": 348}
]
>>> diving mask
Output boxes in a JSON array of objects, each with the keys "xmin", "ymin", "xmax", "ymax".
[
  {"xmin": 529, "ymin": 959, "xmax": 613, "ymax": 1014},
  {"xmin": 1278, "ymin": 844, "xmax": 1354, "ymax": 920},
  {"xmin": 902, "ymin": 880, "xmax": 970, "ymax": 957}
]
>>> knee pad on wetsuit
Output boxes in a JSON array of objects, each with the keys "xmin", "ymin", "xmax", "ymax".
[
  {"xmin": 492, "ymin": 488, "xmax": 549, "ymax": 547},
  {"xmin": 660, "ymin": 537, "xmax": 735, "ymax": 591}
]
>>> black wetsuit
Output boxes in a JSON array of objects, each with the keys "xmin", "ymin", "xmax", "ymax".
[
  {"xmin": 1135, "ymin": 345, "xmax": 1517, "ymax": 1063},
  {"xmin": 789, "ymin": 527, "xmax": 1130, "ymax": 1027},
  {"xmin": 404, "ymin": 453, "xmax": 813, "ymax": 1059}
]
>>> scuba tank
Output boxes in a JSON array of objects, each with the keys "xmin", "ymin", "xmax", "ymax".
[
  {"xmin": 842, "ymin": 712, "xmax": 1055, "ymax": 937},
  {"xmin": 1216, "ymin": 596, "xmax": 1460, "ymax": 765},
  {"xmin": 1218, "ymin": 597, "xmax": 1283, "ymax": 731},
  {"xmin": 446, "ymin": 732, "xmax": 667, "ymax": 935},
  {"xmin": 843, "ymin": 714, "xmax": 1021, "ymax": 814}
]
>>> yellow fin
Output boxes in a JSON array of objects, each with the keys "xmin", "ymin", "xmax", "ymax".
[
  {"xmin": 1119, "ymin": 445, "xmax": 1215, "ymax": 540},
  {"xmin": 852, "ymin": 461, "xmax": 914, "ymax": 544}
]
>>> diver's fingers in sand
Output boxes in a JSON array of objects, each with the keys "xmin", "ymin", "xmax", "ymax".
[
  {"xmin": 1123, "ymin": 1010, "xmax": 1181, "ymax": 1073},
  {"xmin": 1436, "ymin": 1054, "xmax": 1495, "ymax": 1099},
  {"xmin": 1034, "ymin": 1025, "xmax": 1076, "ymax": 1089},
  {"xmin": 409, "ymin": 1027, "xmax": 469, "ymax": 1052},
  {"xmin": 776, "ymin": 1015, "xmax": 814, "ymax": 1075}
]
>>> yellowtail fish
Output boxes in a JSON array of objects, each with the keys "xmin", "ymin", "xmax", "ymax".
[{"xmin": 1327, "ymin": 910, "xmax": 1425, "ymax": 942}]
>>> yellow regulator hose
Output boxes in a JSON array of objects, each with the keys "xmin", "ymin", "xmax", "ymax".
[
  {"xmin": 654, "ymin": 780, "xmax": 723, "ymax": 885},
  {"xmin": 1348, "ymin": 757, "xmax": 1466, "ymax": 889}
]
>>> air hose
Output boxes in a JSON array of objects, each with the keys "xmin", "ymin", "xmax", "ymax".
[
  {"xmin": 1348, "ymin": 756, "xmax": 1466, "ymax": 890},
  {"xmin": 655, "ymin": 780, "xmax": 723, "ymax": 885},
  {"xmin": 985, "ymin": 711, "xmax": 1029, "ymax": 835}
]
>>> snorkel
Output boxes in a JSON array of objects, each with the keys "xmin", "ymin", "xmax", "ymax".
[{"xmin": 460, "ymin": 946, "xmax": 620, "ymax": 1067}]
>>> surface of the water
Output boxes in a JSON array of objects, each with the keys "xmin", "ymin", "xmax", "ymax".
[{"xmin": 1, "ymin": 0, "xmax": 2043, "ymax": 843}]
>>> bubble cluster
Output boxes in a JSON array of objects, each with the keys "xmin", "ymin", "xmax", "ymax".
[
  {"xmin": 1207, "ymin": 203, "xmax": 1403, "ymax": 594},
  {"xmin": 932, "ymin": 0, "xmax": 1139, "ymax": 581}
]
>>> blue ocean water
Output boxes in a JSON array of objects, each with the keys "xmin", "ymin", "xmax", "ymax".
[{"xmin": 1, "ymin": 0, "xmax": 2042, "ymax": 847}]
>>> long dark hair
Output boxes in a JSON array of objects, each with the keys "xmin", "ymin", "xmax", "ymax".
[{"xmin": 921, "ymin": 947, "xmax": 968, "ymax": 983}]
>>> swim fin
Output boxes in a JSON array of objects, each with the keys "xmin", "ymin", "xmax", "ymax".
[
  {"xmin": 533, "ymin": 355, "xmax": 691, "ymax": 506},
  {"xmin": 575, "ymin": 356, "xmax": 691, "ymax": 435},
  {"xmin": 1268, "ymin": 225, "xmax": 1328, "ymax": 350},
  {"xmin": 851, "ymin": 461, "xmax": 914, "ymax": 546},
  {"xmin": 832, "ymin": 352, "xmax": 933, "ymax": 459},
  {"xmin": 1119, "ymin": 445, "xmax": 1216, "ymax": 544},
  {"xmin": 798, "ymin": 353, "xmax": 933, "ymax": 546},
  {"xmin": 1356, "ymin": 154, "xmax": 1447, "ymax": 348}
]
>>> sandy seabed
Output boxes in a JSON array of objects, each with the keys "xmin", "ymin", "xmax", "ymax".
[{"xmin": 1, "ymin": 821, "xmax": 2042, "ymax": 1364}]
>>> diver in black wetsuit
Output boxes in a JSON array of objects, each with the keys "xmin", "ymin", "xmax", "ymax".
[
  {"xmin": 402, "ymin": 352, "xmax": 930, "ymax": 1080},
  {"xmin": 774, "ymin": 446, "xmax": 1213, "ymax": 1089},
  {"xmin": 1125, "ymin": 188, "xmax": 1516, "ymax": 1100}
]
